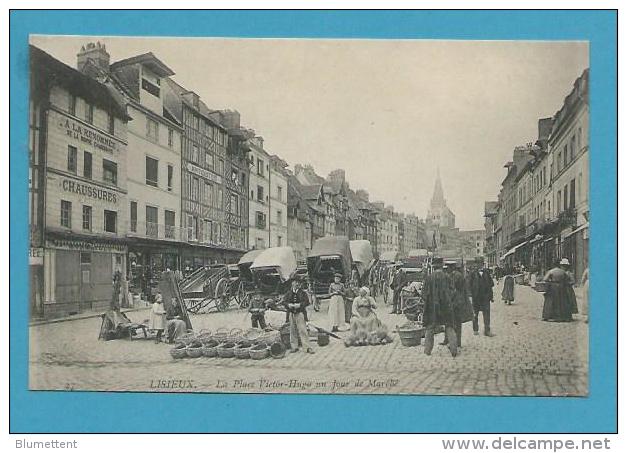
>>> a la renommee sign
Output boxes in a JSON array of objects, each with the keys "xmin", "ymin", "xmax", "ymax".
[{"xmin": 55, "ymin": 111, "xmax": 118, "ymax": 154}]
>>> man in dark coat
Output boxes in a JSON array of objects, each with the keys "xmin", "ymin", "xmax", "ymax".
[
  {"xmin": 390, "ymin": 266, "xmax": 406, "ymax": 314},
  {"xmin": 442, "ymin": 261, "xmax": 473, "ymax": 348},
  {"xmin": 469, "ymin": 257, "xmax": 495, "ymax": 336},
  {"xmin": 422, "ymin": 257, "xmax": 457, "ymax": 357},
  {"xmin": 282, "ymin": 276, "xmax": 314, "ymax": 354}
]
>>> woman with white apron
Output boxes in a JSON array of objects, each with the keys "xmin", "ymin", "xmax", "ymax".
[{"xmin": 328, "ymin": 273, "xmax": 346, "ymax": 332}]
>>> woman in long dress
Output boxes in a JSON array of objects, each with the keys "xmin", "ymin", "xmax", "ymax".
[
  {"xmin": 328, "ymin": 273, "xmax": 346, "ymax": 332},
  {"xmin": 542, "ymin": 259, "xmax": 578, "ymax": 322},
  {"xmin": 502, "ymin": 271, "xmax": 515, "ymax": 305},
  {"xmin": 149, "ymin": 293, "xmax": 167, "ymax": 343}
]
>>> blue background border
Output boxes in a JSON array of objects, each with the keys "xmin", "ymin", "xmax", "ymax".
[{"xmin": 9, "ymin": 10, "xmax": 617, "ymax": 433}]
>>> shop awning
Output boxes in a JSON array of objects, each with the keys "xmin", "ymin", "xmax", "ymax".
[
  {"xmin": 564, "ymin": 222, "xmax": 589, "ymax": 239},
  {"xmin": 501, "ymin": 241, "xmax": 529, "ymax": 260}
]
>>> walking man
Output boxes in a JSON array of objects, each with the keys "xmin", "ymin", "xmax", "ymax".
[
  {"xmin": 443, "ymin": 260, "xmax": 474, "ymax": 348},
  {"xmin": 422, "ymin": 257, "xmax": 457, "ymax": 357},
  {"xmin": 390, "ymin": 266, "xmax": 406, "ymax": 314},
  {"xmin": 469, "ymin": 257, "xmax": 495, "ymax": 336}
]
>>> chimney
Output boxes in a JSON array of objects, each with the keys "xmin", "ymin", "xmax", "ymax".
[
  {"xmin": 77, "ymin": 41, "xmax": 110, "ymax": 73},
  {"xmin": 219, "ymin": 110, "xmax": 241, "ymax": 130}
]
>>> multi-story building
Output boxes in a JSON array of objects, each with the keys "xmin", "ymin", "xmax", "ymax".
[
  {"xmin": 460, "ymin": 229, "xmax": 486, "ymax": 260},
  {"xmin": 376, "ymin": 205, "xmax": 399, "ymax": 256},
  {"xmin": 483, "ymin": 201, "xmax": 499, "ymax": 267},
  {"xmin": 269, "ymin": 155, "xmax": 289, "ymax": 248},
  {"xmin": 246, "ymin": 136, "xmax": 271, "ymax": 250},
  {"xmin": 82, "ymin": 48, "xmax": 186, "ymax": 298},
  {"xmin": 546, "ymin": 69, "xmax": 589, "ymax": 281},
  {"xmin": 164, "ymin": 84, "xmax": 249, "ymax": 268},
  {"xmin": 400, "ymin": 214, "xmax": 420, "ymax": 255},
  {"xmin": 29, "ymin": 45, "xmax": 130, "ymax": 319},
  {"xmin": 287, "ymin": 174, "xmax": 313, "ymax": 261}
]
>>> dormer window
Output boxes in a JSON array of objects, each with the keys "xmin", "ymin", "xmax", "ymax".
[{"xmin": 142, "ymin": 77, "xmax": 160, "ymax": 98}]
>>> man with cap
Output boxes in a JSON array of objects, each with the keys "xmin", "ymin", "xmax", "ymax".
[
  {"xmin": 541, "ymin": 258, "xmax": 578, "ymax": 322},
  {"xmin": 442, "ymin": 260, "xmax": 474, "ymax": 348},
  {"xmin": 282, "ymin": 275, "xmax": 315, "ymax": 353},
  {"xmin": 421, "ymin": 257, "xmax": 457, "ymax": 357},
  {"xmin": 469, "ymin": 257, "xmax": 495, "ymax": 336}
]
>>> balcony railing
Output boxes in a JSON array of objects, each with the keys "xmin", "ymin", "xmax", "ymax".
[{"xmin": 128, "ymin": 221, "xmax": 181, "ymax": 241}]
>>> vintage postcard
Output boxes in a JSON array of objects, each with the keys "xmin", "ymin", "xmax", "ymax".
[{"xmin": 27, "ymin": 35, "xmax": 589, "ymax": 396}]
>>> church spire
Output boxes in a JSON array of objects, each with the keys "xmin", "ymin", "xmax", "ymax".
[{"xmin": 431, "ymin": 168, "xmax": 445, "ymax": 207}]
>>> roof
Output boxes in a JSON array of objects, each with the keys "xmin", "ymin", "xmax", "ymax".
[
  {"xmin": 300, "ymin": 184, "xmax": 323, "ymax": 201},
  {"xmin": 238, "ymin": 249, "xmax": 264, "ymax": 265},
  {"xmin": 349, "ymin": 240, "xmax": 374, "ymax": 275},
  {"xmin": 163, "ymin": 77, "xmax": 226, "ymax": 131},
  {"xmin": 110, "ymin": 52, "xmax": 175, "ymax": 77},
  {"xmin": 309, "ymin": 236, "xmax": 352, "ymax": 259},
  {"xmin": 250, "ymin": 247, "xmax": 297, "ymax": 281},
  {"xmin": 30, "ymin": 45, "xmax": 130, "ymax": 120}
]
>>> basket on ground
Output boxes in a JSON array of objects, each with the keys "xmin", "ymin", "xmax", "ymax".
[
  {"xmin": 270, "ymin": 341, "xmax": 286, "ymax": 359},
  {"xmin": 249, "ymin": 343, "xmax": 269, "ymax": 360},
  {"xmin": 397, "ymin": 323, "xmax": 424, "ymax": 347},
  {"xmin": 186, "ymin": 339, "xmax": 204, "ymax": 358},
  {"xmin": 212, "ymin": 327, "xmax": 230, "ymax": 343},
  {"xmin": 227, "ymin": 327, "xmax": 244, "ymax": 343},
  {"xmin": 217, "ymin": 342, "xmax": 236, "ymax": 358},
  {"xmin": 234, "ymin": 340, "xmax": 252, "ymax": 359},
  {"xmin": 170, "ymin": 343, "xmax": 188, "ymax": 359},
  {"xmin": 243, "ymin": 328, "xmax": 264, "ymax": 342},
  {"xmin": 201, "ymin": 339, "xmax": 219, "ymax": 357}
]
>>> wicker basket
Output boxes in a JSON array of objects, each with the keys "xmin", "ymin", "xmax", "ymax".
[
  {"xmin": 234, "ymin": 342, "xmax": 252, "ymax": 359},
  {"xmin": 243, "ymin": 328, "xmax": 264, "ymax": 342},
  {"xmin": 196, "ymin": 329, "xmax": 213, "ymax": 342},
  {"xmin": 227, "ymin": 327, "xmax": 244, "ymax": 343},
  {"xmin": 201, "ymin": 339, "xmax": 219, "ymax": 357},
  {"xmin": 170, "ymin": 344, "xmax": 188, "ymax": 359},
  {"xmin": 212, "ymin": 327, "xmax": 230, "ymax": 343},
  {"xmin": 217, "ymin": 342, "xmax": 236, "ymax": 358},
  {"xmin": 249, "ymin": 343, "xmax": 269, "ymax": 360},
  {"xmin": 260, "ymin": 329, "xmax": 281, "ymax": 345},
  {"xmin": 186, "ymin": 346, "xmax": 203, "ymax": 358},
  {"xmin": 397, "ymin": 325, "xmax": 423, "ymax": 347},
  {"xmin": 176, "ymin": 332, "xmax": 197, "ymax": 346},
  {"xmin": 270, "ymin": 341, "xmax": 286, "ymax": 359}
]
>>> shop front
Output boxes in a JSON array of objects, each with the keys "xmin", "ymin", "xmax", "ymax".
[
  {"xmin": 127, "ymin": 241, "xmax": 180, "ymax": 300},
  {"xmin": 180, "ymin": 244, "xmax": 246, "ymax": 277},
  {"xmin": 43, "ymin": 233, "xmax": 127, "ymax": 319}
]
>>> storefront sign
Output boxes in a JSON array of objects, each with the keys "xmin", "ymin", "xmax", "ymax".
[
  {"xmin": 186, "ymin": 162, "xmax": 222, "ymax": 184},
  {"xmin": 29, "ymin": 247, "xmax": 44, "ymax": 265},
  {"xmin": 62, "ymin": 179, "xmax": 118, "ymax": 204},
  {"xmin": 57, "ymin": 115, "xmax": 118, "ymax": 153},
  {"xmin": 47, "ymin": 238, "xmax": 126, "ymax": 253}
]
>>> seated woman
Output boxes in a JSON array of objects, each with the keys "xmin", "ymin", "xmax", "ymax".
[
  {"xmin": 346, "ymin": 287, "xmax": 391, "ymax": 345},
  {"xmin": 166, "ymin": 298, "xmax": 188, "ymax": 344},
  {"xmin": 99, "ymin": 308, "xmax": 134, "ymax": 341}
]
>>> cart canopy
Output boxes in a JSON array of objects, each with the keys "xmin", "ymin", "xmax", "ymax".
[
  {"xmin": 379, "ymin": 250, "xmax": 400, "ymax": 262},
  {"xmin": 238, "ymin": 249, "xmax": 264, "ymax": 266},
  {"xmin": 350, "ymin": 240, "xmax": 374, "ymax": 275},
  {"xmin": 250, "ymin": 246, "xmax": 297, "ymax": 282},
  {"xmin": 407, "ymin": 249, "xmax": 429, "ymax": 258},
  {"xmin": 308, "ymin": 236, "xmax": 352, "ymax": 277}
]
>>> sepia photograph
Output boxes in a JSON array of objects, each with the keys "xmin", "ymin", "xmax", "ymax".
[{"xmin": 27, "ymin": 35, "xmax": 590, "ymax": 397}]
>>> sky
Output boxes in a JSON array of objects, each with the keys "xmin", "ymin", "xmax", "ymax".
[{"xmin": 30, "ymin": 36, "xmax": 589, "ymax": 230}]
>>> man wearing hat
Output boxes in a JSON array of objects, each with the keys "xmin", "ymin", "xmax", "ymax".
[
  {"xmin": 282, "ymin": 275, "xmax": 315, "ymax": 353},
  {"xmin": 469, "ymin": 257, "xmax": 495, "ymax": 336},
  {"xmin": 421, "ymin": 257, "xmax": 457, "ymax": 357},
  {"xmin": 442, "ymin": 260, "xmax": 474, "ymax": 348}
]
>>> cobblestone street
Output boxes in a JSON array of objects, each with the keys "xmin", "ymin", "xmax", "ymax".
[{"xmin": 29, "ymin": 283, "xmax": 588, "ymax": 396}]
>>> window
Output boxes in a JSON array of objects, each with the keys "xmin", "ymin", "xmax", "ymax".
[
  {"xmin": 67, "ymin": 146, "xmax": 77, "ymax": 174},
  {"xmin": 83, "ymin": 151, "xmax": 92, "ymax": 179},
  {"xmin": 256, "ymin": 211, "xmax": 266, "ymax": 229},
  {"xmin": 556, "ymin": 191, "xmax": 561, "ymax": 213},
  {"xmin": 104, "ymin": 210, "xmax": 117, "ymax": 233},
  {"xmin": 277, "ymin": 185, "xmax": 283, "ymax": 201},
  {"xmin": 217, "ymin": 188, "xmax": 223, "ymax": 209},
  {"xmin": 167, "ymin": 165, "xmax": 173, "ymax": 192},
  {"xmin": 192, "ymin": 177, "xmax": 199, "ymax": 201},
  {"xmin": 146, "ymin": 118, "xmax": 159, "ymax": 141},
  {"xmin": 130, "ymin": 201, "xmax": 137, "ymax": 233},
  {"xmin": 203, "ymin": 219, "xmax": 212, "ymax": 243},
  {"xmin": 146, "ymin": 156, "xmax": 159, "ymax": 187},
  {"xmin": 231, "ymin": 169, "xmax": 239, "ymax": 186},
  {"xmin": 68, "ymin": 94, "xmax": 77, "ymax": 116},
  {"xmin": 165, "ymin": 210, "xmax": 176, "ymax": 239},
  {"xmin": 82, "ymin": 205, "xmax": 92, "ymax": 231},
  {"xmin": 61, "ymin": 200, "xmax": 72, "ymax": 228},
  {"xmin": 257, "ymin": 158, "xmax": 264, "ymax": 176},
  {"xmin": 557, "ymin": 152, "xmax": 562, "ymax": 172},
  {"xmin": 570, "ymin": 135, "xmax": 576, "ymax": 161},
  {"xmin": 218, "ymin": 159, "xmax": 224, "ymax": 175},
  {"xmin": 241, "ymin": 173, "xmax": 246, "ymax": 188},
  {"xmin": 577, "ymin": 127, "xmax": 582, "ymax": 150},
  {"xmin": 80, "ymin": 252, "xmax": 91, "ymax": 265},
  {"xmin": 570, "ymin": 178, "xmax": 576, "ymax": 209},
  {"xmin": 578, "ymin": 172, "xmax": 583, "ymax": 201},
  {"xmin": 146, "ymin": 206, "xmax": 158, "ymax": 237},
  {"xmin": 191, "ymin": 145, "xmax": 199, "ymax": 163},
  {"xmin": 563, "ymin": 184, "xmax": 568, "ymax": 211},
  {"xmin": 230, "ymin": 194, "xmax": 239, "ymax": 215},
  {"xmin": 103, "ymin": 159, "xmax": 118, "ymax": 185},
  {"xmin": 277, "ymin": 235, "xmax": 282, "ymax": 247},
  {"xmin": 205, "ymin": 182, "xmax": 213, "ymax": 207},
  {"xmin": 141, "ymin": 78, "xmax": 160, "ymax": 97},
  {"xmin": 85, "ymin": 103, "xmax": 94, "ymax": 124},
  {"xmin": 250, "ymin": 190, "xmax": 254, "ymax": 199},
  {"xmin": 205, "ymin": 150, "xmax": 214, "ymax": 169},
  {"xmin": 277, "ymin": 210, "xmax": 282, "ymax": 226},
  {"xmin": 257, "ymin": 185, "xmax": 264, "ymax": 202},
  {"xmin": 108, "ymin": 113, "xmax": 115, "ymax": 135},
  {"xmin": 563, "ymin": 145, "xmax": 568, "ymax": 168},
  {"xmin": 168, "ymin": 128, "xmax": 174, "ymax": 148},
  {"xmin": 187, "ymin": 215, "xmax": 197, "ymax": 241}
]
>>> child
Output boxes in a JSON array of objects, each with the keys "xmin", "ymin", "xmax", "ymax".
[
  {"xmin": 149, "ymin": 293, "xmax": 166, "ymax": 343},
  {"xmin": 249, "ymin": 293, "xmax": 267, "ymax": 329}
]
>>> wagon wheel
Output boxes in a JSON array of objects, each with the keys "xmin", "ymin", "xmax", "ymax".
[
  {"xmin": 214, "ymin": 278, "xmax": 231, "ymax": 312},
  {"xmin": 236, "ymin": 281, "xmax": 250, "ymax": 309}
]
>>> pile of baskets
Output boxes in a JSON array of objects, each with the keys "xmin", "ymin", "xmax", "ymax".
[{"xmin": 169, "ymin": 327, "xmax": 286, "ymax": 361}]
